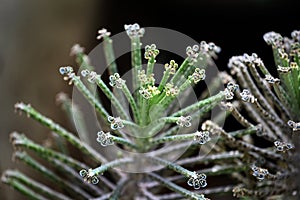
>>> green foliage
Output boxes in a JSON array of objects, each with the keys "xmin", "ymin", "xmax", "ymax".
[{"xmin": 2, "ymin": 25, "xmax": 300, "ymax": 200}]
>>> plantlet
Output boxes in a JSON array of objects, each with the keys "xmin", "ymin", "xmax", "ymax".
[{"xmin": 2, "ymin": 24, "xmax": 300, "ymax": 200}]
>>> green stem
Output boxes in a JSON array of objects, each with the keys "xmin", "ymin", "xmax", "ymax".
[
  {"xmin": 147, "ymin": 173, "xmax": 206, "ymax": 200},
  {"xmin": 11, "ymin": 132, "xmax": 86, "ymax": 169},
  {"xmin": 38, "ymin": 150, "xmax": 105, "ymax": 195},
  {"xmin": 1, "ymin": 176, "xmax": 48, "ymax": 200},
  {"xmin": 240, "ymin": 64, "xmax": 279, "ymax": 121},
  {"xmin": 224, "ymin": 102, "xmax": 253, "ymax": 128},
  {"xmin": 157, "ymin": 69, "xmax": 171, "ymax": 92},
  {"xmin": 72, "ymin": 75, "xmax": 110, "ymax": 120},
  {"xmin": 75, "ymin": 53, "xmax": 94, "ymax": 70},
  {"xmin": 148, "ymin": 156, "xmax": 194, "ymax": 178},
  {"xmin": 152, "ymin": 141, "xmax": 196, "ymax": 157},
  {"xmin": 178, "ymin": 78, "xmax": 193, "ymax": 92},
  {"xmin": 3, "ymin": 170, "xmax": 72, "ymax": 200},
  {"xmin": 56, "ymin": 92, "xmax": 89, "ymax": 149},
  {"xmin": 151, "ymin": 133, "xmax": 196, "ymax": 145},
  {"xmin": 171, "ymin": 91, "xmax": 225, "ymax": 117},
  {"xmin": 95, "ymin": 76, "xmax": 129, "ymax": 121},
  {"xmin": 109, "ymin": 178, "xmax": 128, "ymax": 200},
  {"xmin": 110, "ymin": 135, "xmax": 138, "ymax": 150},
  {"xmin": 158, "ymin": 125, "xmax": 180, "ymax": 138},
  {"xmin": 102, "ymin": 35, "xmax": 128, "ymax": 113},
  {"xmin": 15, "ymin": 103, "xmax": 107, "ymax": 163},
  {"xmin": 203, "ymin": 121, "xmax": 284, "ymax": 161},
  {"xmin": 122, "ymin": 119, "xmax": 140, "ymax": 130},
  {"xmin": 14, "ymin": 151, "xmax": 108, "ymax": 199},
  {"xmin": 176, "ymin": 151, "xmax": 242, "ymax": 166},
  {"xmin": 272, "ymin": 48, "xmax": 284, "ymax": 67},
  {"xmin": 280, "ymin": 72, "xmax": 300, "ymax": 114},
  {"xmin": 170, "ymin": 59, "xmax": 190, "ymax": 85},
  {"xmin": 291, "ymin": 67, "xmax": 300, "ymax": 109},
  {"xmin": 140, "ymin": 97, "xmax": 149, "ymax": 126},
  {"xmin": 147, "ymin": 117, "xmax": 180, "ymax": 137},
  {"xmin": 273, "ymin": 83, "xmax": 290, "ymax": 109},
  {"xmin": 178, "ymin": 64, "xmax": 195, "ymax": 85},
  {"xmin": 158, "ymin": 79, "xmax": 192, "ymax": 109},
  {"xmin": 131, "ymin": 37, "xmax": 142, "ymax": 91},
  {"xmin": 103, "ymin": 36, "xmax": 118, "ymax": 75},
  {"xmin": 248, "ymin": 65, "xmax": 291, "ymax": 121},
  {"xmin": 157, "ymin": 185, "xmax": 235, "ymax": 199},
  {"xmin": 229, "ymin": 125, "xmax": 261, "ymax": 138},
  {"xmin": 146, "ymin": 57, "xmax": 155, "ymax": 76},
  {"xmin": 257, "ymin": 63, "xmax": 271, "ymax": 75},
  {"xmin": 121, "ymin": 83, "xmax": 140, "ymax": 123},
  {"xmin": 92, "ymin": 158, "xmax": 134, "ymax": 176}
]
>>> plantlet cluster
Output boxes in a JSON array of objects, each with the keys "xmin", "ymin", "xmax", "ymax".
[{"xmin": 1, "ymin": 24, "xmax": 300, "ymax": 200}]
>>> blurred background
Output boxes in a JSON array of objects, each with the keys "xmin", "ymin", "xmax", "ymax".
[{"xmin": 0, "ymin": 0, "xmax": 298, "ymax": 199}]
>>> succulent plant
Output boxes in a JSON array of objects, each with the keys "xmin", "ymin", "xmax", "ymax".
[{"xmin": 2, "ymin": 24, "xmax": 300, "ymax": 200}]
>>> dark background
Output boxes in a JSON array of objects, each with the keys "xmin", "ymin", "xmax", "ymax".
[
  {"xmin": 105, "ymin": 0, "xmax": 299, "ymax": 70},
  {"xmin": 0, "ymin": 0, "xmax": 298, "ymax": 199}
]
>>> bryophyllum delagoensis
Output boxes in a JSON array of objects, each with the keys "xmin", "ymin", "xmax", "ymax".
[{"xmin": 2, "ymin": 24, "xmax": 300, "ymax": 200}]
